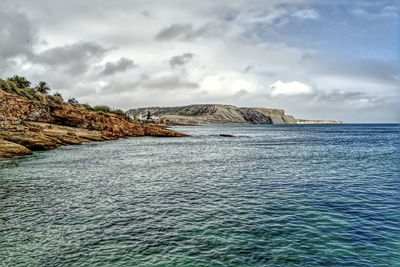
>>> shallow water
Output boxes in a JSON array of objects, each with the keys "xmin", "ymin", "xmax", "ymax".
[{"xmin": 1, "ymin": 124, "xmax": 399, "ymax": 266}]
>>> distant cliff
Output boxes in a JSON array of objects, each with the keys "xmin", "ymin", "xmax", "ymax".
[
  {"xmin": 127, "ymin": 104, "xmax": 345, "ymax": 125},
  {"xmin": 127, "ymin": 104, "xmax": 298, "ymax": 125}
]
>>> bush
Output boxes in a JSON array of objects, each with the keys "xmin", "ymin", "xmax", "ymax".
[
  {"xmin": 0, "ymin": 79, "xmax": 20, "ymax": 94},
  {"xmin": 19, "ymin": 87, "xmax": 39, "ymax": 101},
  {"xmin": 112, "ymin": 109, "xmax": 125, "ymax": 116},
  {"xmin": 83, "ymin": 103, "xmax": 94, "ymax": 111},
  {"xmin": 53, "ymin": 92, "xmax": 63, "ymax": 101},
  {"xmin": 6, "ymin": 75, "xmax": 31, "ymax": 89},
  {"xmin": 92, "ymin": 105, "xmax": 112, "ymax": 113},
  {"xmin": 85, "ymin": 105, "xmax": 127, "ymax": 117},
  {"xmin": 47, "ymin": 95, "xmax": 63, "ymax": 105}
]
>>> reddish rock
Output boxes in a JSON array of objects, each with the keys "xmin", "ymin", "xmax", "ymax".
[{"xmin": 0, "ymin": 88, "xmax": 187, "ymax": 159}]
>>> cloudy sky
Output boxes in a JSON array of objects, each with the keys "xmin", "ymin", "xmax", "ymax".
[{"xmin": 1, "ymin": 0, "xmax": 399, "ymax": 122}]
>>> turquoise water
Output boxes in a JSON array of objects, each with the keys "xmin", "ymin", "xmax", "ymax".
[{"xmin": 0, "ymin": 124, "xmax": 399, "ymax": 266}]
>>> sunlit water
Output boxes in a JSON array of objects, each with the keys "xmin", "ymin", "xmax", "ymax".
[{"xmin": 1, "ymin": 124, "xmax": 399, "ymax": 266}]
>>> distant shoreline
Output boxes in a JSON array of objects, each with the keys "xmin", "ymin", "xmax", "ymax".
[{"xmin": 127, "ymin": 104, "xmax": 345, "ymax": 125}]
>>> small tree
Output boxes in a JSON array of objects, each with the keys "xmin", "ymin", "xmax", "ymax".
[
  {"xmin": 35, "ymin": 81, "xmax": 50, "ymax": 94},
  {"xmin": 6, "ymin": 75, "xmax": 31, "ymax": 89},
  {"xmin": 113, "ymin": 109, "xmax": 125, "ymax": 116},
  {"xmin": 53, "ymin": 92, "xmax": 64, "ymax": 102}
]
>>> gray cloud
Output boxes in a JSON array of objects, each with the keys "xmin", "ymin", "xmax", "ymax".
[
  {"xmin": 100, "ymin": 73, "xmax": 199, "ymax": 95},
  {"xmin": 0, "ymin": 9, "xmax": 38, "ymax": 61},
  {"xmin": 143, "ymin": 74, "xmax": 199, "ymax": 90},
  {"xmin": 234, "ymin": 89, "xmax": 248, "ymax": 98},
  {"xmin": 100, "ymin": 80, "xmax": 140, "ymax": 94},
  {"xmin": 243, "ymin": 65, "xmax": 253, "ymax": 73},
  {"xmin": 300, "ymin": 56, "xmax": 400, "ymax": 90},
  {"xmin": 155, "ymin": 24, "xmax": 193, "ymax": 41},
  {"xmin": 31, "ymin": 42, "xmax": 109, "ymax": 75},
  {"xmin": 0, "ymin": 7, "xmax": 110, "ymax": 78},
  {"xmin": 169, "ymin": 53, "xmax": 195, "ymax": 68},
  {"xmin": 185, "ymin": 22, "xmax": 227, "ymax": 40},
  {"xmin": 318, "ymin": 90, "xmax": 372, "ymax": 102},
  {"xmin": 141, "ymin": 10, "xmax": 150, "ymax": 17},
  {"xmin": 101, "ymin": 57, "xmax": 136, "ymax": 76},
  {"xmin": 155, "ymin": 22, "xmax": 226, "ymax": 41}
]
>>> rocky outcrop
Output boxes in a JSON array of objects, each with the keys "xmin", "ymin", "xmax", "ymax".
[
  {"xmin": 0, "ymin": 139, "xmax": 32, "ymax": 159},
  {"xmin": 127, "ymin": 104, "xmax": 298, "ymax": 125},
  {"xmin": 0, "ymin": 88, "xmax": 187, "ymax": 159}
]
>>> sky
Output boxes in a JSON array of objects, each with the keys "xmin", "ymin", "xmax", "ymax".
[{"xmin": 0, "ymin": 0, "xmax": 399, "ymax": 122}]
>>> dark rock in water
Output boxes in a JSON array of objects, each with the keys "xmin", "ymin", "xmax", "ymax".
[{"xmin": 219, "ymin": 134, "xmax": 235, "ymax": 137}]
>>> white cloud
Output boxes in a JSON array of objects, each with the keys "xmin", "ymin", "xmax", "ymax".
[
  {"xmin": 269, "ymin": 80, "xmax": 313, "ymax": 96},
  {"xmin": 243, "ymin": 8, "xmax": 289, "ymax": 25},
  {"xmin": 200, "ymin": 72, "xmax": 263, "ymax": 96},
  {"xmin": 292, "ymin": 9, "xmax": 320, "ymax": 20},
  {"xmin": 351, "ymin": 4, "xmax": 399, "ymax": 19}
]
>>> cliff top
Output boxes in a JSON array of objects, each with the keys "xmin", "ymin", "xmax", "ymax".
[{"xmin": 0, "ymin": 77, "xmax": 186, "ymax": 159}]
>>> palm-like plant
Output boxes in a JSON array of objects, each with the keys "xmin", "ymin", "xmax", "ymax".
[
  {"xmin": 7, "ymin": 75, "xmax": 31, "ymax": 88},
  {"xmin": 35, "ymin": 81, "xmax": 50, "ymax": 94}
]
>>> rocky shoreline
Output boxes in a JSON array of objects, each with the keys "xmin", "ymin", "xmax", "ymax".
[{"xmin": 0, "ymin": 87, "xmax": 187, "ymax": 159}]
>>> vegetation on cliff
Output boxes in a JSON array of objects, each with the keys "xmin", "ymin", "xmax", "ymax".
[
  {"xmin": 0, "ymin": 76, "xmax": 187, "ymax": 159},
  {"xmin": 84, "ymin": 104, "xmax": 127, "ymax": 118},
  {"xmin": 1, "ymin": 77, "xmax": 129, "ymax": 118},
  {"xmin": 35, "ymin": 81, "xmax": 50, "ymax": 94},
  {"xmin": 6, "ymin": 75, "xmax": 31, "ymax": 89}
]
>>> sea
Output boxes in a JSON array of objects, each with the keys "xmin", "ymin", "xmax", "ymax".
[{"xmin": 0, "ymin": 124, "xmax": 399, "ymax": 266}]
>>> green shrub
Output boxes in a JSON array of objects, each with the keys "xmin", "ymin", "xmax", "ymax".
[
  {"xmin": 86, "ymin": 105, "xmax": 127, "ymax": 117},
  {"xmin": 92, "ymin": 105, "xmax": 112, "ymax": 113},
  {"xmin": 34, "ymin": 91, "xmax": 46, "ymax": 102},
  {"xmin": 47, "ymin": 95, "xmax": 63, "ymax": 105},
  {"xmin": 6, "ymin": 75, "xmax": 31, "ymax": 89},
  {"xmin": 35, "ymin": 81, "xmax": 50, "ymax": 94},
  {"xmin": 112, "ymin": 109, "xmax": 125, "ymax": 116},
  {"xmin": 0, "ymin": 78, "xmax": 46, "ymax": 103},
  {"xmin": 0, "ymin": 79, "xmax": 20, "ymax": 94},
  {"xmin": 83, "ymin": 103, "xmax": 94, "ymax": 111},
  {"xmin": 53, "ymin": 92, "xmax": 63, "ymax": 102},
  {"xmin": 18, "ymin": 87, "xmax": 38, "ymax": 101}
]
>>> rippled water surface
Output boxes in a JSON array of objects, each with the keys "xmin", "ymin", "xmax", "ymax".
[{"xmin": 1, "ymin": 124, "xmax": 399, "ymax": 266}]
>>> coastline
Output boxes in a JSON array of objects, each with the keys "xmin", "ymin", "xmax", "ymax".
[
  {"xmin": 0, "ymin": 122, "xmax": 188, "ymax": 160},
  {"xmin": 0, "ymin": 87, "xmax": 187, "ymax": 160}
]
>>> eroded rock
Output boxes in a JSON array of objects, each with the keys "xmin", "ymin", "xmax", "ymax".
[{"xmin": 0, "ymin": 88, "xmax": 187, "ymax": 159}]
